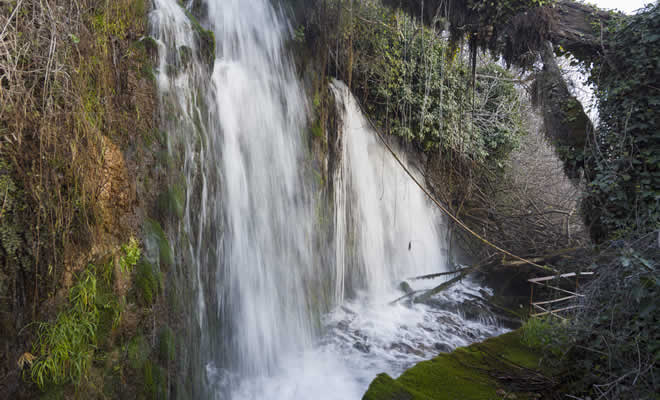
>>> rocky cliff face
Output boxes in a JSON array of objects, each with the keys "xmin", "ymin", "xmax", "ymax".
[{"xmin": 0, "ymin": 1, "xmax": 184, "ymax": 397}]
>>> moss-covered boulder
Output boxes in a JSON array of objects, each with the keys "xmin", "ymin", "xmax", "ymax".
[
  {"xmin": 363, "ymin": 330, "xmax": 550, "ymax": 400},
  {"xmin": 144, "ymin": 218, "xmax": 174, "ymax": 269}
]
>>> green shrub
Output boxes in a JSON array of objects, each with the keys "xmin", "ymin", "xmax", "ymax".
[
  {"xmin": 568, "ymin": 238, "xmax": 659, "ymax": 398},
  {"xmin": 582, "ymin": 4, "xmax": 660, "ymax": 240},
  {"xmin": 521, "ymin": 317, "xmax": 564, "ymax": 352}
]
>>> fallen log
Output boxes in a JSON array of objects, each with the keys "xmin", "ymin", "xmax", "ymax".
[{"xmin": 412, "ymin": 266, "xmax": 478, "ymax": 304}]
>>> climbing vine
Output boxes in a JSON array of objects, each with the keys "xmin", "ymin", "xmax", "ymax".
[{"xmin": 583, "ymin": 4, "xmax": 660, "ymax": 239}]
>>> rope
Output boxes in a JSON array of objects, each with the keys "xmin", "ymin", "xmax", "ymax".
[{"xmin": 350, "ymin": 92, "xmax": 557, "ymax": 273}]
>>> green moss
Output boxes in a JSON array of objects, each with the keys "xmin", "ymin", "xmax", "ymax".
[
  {"xmin": 144, "ymin": 218, "xmax": 173, "ymax": 269},
  {"xmin": 179, "ymin": 45, "xmax": 193, "ymax": 67},
  {"xmin": 127, "ymin": 335, "xmax": 151, "ymax": 370},
  {"xmin": 143, "ymin": 360, "xmax": 167, "ymax": 400},
  {"xmin": 135, "ymin": 258, "xmax": 162, "ymax": 306},
  {"xmin": 362, "ymin": 330, "xmax": 546, "ymax": 400},
  {"xmin": 157, "ymin": 182, "xmax": 186, "ymax": 220},
  {"xmin": 362, "ymin": 373, "xmax": 422, "ymax": 400},
  {"xmin": 182, "ymin": 7, "xmax": 215, "ymax": 67},
  {"xmin": 158, "ymin": 326, "xmax": 176, "ymax": 363}
]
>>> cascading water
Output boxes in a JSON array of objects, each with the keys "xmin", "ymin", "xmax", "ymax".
[
  {"xmin": 319, "ymin": 81, "xmax": 507, "ymax": 389},
  {"xmin": 331, "ymin": 80, "xmax": 448, "ymax": 301},
  {"xmin": 151, "ymin": 1, "xmax": 505, "ymax": 399}
]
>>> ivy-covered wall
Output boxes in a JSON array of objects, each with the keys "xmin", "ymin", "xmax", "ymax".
[{"xmin": 581, "ymin": 4, "xmax": 660, "ymax": 240}]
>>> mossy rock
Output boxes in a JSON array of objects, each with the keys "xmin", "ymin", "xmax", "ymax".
[
  {"xmin": 181, "ymin": 8, "xmax": 215, "ymax": 67},
  {"xmin": 135, "ymin": 258, "xmax": 162, "ymax": 306},
  {"xmin": 144, "ymin": 218, "xmax": 173, "ymax": 269},
  {"xmin": 135, "ymin": 36, "xmax": 159, "ymax": 58},
  {"xmin": 143, "ymin": 360, "xmax": 167, "ymax": 400},
  {"xmin": 158, "ymin": 326, "xmax": 176, "ymax": 363},
  {"xmin": 157, "ymin": 182, "xmax": 186, "ymax": 220},
  {"xmin": 127, "ymin": 335, "xmax": 152, "ymax": 370},
  {"xmin": 362, "ymin": 330, "xmax": 548, "ymax": 400},
  {"xmin": 179, "ymin": 45, "xmax": 193, "ymax": 67}
]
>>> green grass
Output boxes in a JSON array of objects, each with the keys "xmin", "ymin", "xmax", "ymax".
[{"xmin": 29, "ymin": 269, "xmax": 100, "ymax": 390}]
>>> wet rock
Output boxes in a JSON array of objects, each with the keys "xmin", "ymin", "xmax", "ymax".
[
  {"xmin": 399, "ymin": 281, "xmax": 414, "ymax": 294},
  {"xmin": 389, "ymin": 342, "xmax": 424, "ymax": 357},
  {"xmin": 353, "ymin": 342, "xmax": 371, "ymax": 353},
  {"xmin": 434, "ymin": 343, "xmax": 452, "ymax": 353},
  {"xmin": 336, "ymin": 320, "xmax": 350, "ymax": 330}
]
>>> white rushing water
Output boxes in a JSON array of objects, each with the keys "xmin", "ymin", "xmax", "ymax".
[{"xmin": 151, "ymin": 1, "xmax": 506, "ymax": 399}]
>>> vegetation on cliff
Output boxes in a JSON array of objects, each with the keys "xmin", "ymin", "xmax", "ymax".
[{"xmin": 0, "ymin": 0, "xmax": 195, "ymax": 398}]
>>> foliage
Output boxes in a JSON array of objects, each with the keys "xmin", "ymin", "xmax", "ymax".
[
  {"xmin": 521, "ymin": 316, "xmax": 567, "ymax": 357},
  {"xmin": 145, "ymin": 218, "xmax": 174, "ymax": 269},
  {"xmin": 143, "ymin": 360, "xmax": 168, "ymax": 400},
  {"xmin": 565, "ymin": 235, "xmax": 659, "ymax": 398},
  {"xmin": 127, "ymin": 335, "xmax": 152, "ymax": 370},
  {"xmin": 29, "ymin": 269, "xmax": 100, "ymax": 390},
  {"xmin": 582, "ymin": 4, "xmax": 660, "ymax": 240},
  {"xmin": 322, "ymin": 0, "xmax": 526, "ymax": 164},
  {"xmin": 120, "ymin": 237, "xmax": 142, "ymax": 274},
  {"xmin": 157, "ymin": 183, "xmax": 186, "ymax": 220},
  {"xmin": 0, "ymin": 0, "xmax": 156, "ymax": 360},
  {"xmin": 28, "ymin": 232, "xmax": 146, "ymax": 391}
]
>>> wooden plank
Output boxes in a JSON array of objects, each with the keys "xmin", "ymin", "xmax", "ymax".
[
  {"xmin": 531, "ymin": 305, "xmax": 580, "ymax": 317},
  {"xmin": 532, "ymin": 295, "xmax": 576, "ymax": 306},
  {"xmin": 533, "ymin": 303, "xmax": 549, "ymax": 312},
  {"xmin": 528, "ymin": 272, "xmax": 594, "ymax": 283},
  {"xmin": 543, "ymin": 284, "xmax": 585, "ymax": 297}
]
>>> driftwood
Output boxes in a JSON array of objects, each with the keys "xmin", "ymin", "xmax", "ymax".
[
  {"xmin": 407, "ymin": 264, "xmax": 475, "ymax": 281},
  {"xmin": 389, "ymin": 264, "xmax": 479, "ymax": 305},
  {"xmin": 412, "ymin": 267, "xmax": 476, "ymax": 304}
]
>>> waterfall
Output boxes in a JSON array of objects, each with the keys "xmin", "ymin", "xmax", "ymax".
[
  {"xmin": 151, "ymin": 1, "xmax": 505, "ymax": 398},
  {"xmin": 331, "ymin": 80, "xmax": 448, "ymax": 302}
]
